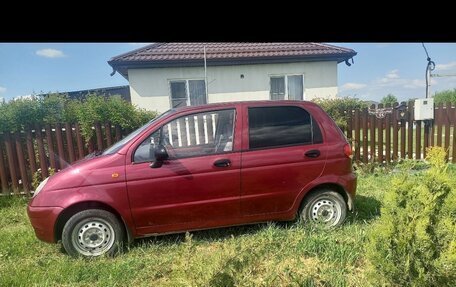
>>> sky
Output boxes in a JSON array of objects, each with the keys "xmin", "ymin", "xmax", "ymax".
[{"xmin": 1, "ymin": 43, "xmax": 455, "ymax": 103}]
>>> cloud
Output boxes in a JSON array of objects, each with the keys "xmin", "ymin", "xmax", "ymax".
[
  {"xmin": 340, "ymin": 82, "xmax": 367, "ymax": 91},
  {"xmin": 0, "ymin": 86, "xmax": 6, "ymax": 94},
  {"xmin": 36, "ymin": 48, "xmax": 66, "ymax": 58},
  {"xmin": 386, "ymin": 69, "xmax": 400, "ymax": 79},
  {"xmin": 435, "ymin": 61, "xmax": 456, "ymax": 71}
]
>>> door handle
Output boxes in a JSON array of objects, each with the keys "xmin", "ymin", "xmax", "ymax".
[
  {"xmin": 305, "ymin": 149, "xmax": 321, "ymax": 158},
  {"xmin": 213, "ymin": 159, "xmax": 231, "ymax": 167}
]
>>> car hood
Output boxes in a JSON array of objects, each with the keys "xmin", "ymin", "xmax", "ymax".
[{"xmin": 43, "ymin": 153, "xmax": 126, "ymax": 192}]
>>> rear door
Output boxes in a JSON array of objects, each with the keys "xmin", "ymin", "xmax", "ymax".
[{"xmin": 240, "ymin": 104, "xmax": 327, "ymax": 216}]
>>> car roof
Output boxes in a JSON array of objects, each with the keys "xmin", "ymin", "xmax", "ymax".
[{"xmin": 171, "ymin": 100, "xmax": 318, "ymax": 114}]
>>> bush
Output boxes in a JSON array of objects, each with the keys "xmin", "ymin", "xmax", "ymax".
[
  {"xmin": 366, "ymin": 146, "xmax": 456, "ymax": 286},
  {"xmin": 380, "ymin": 93, "xmax": 398, "ymax": 106},
  {"xmin": 0, "ymin": 94, "xmax": 158, "ymax": 142},
  {"xmin": 434, "ymin": 89, "xmax": 456, "ymax": 105},
  {"xmin": 312, "ymin": 97, "xmax": 367, "ymax": 130}
]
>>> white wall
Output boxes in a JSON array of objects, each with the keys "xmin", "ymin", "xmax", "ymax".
[{"xmin": 128, "ymin": 61, "xmax": 338, "ymax": 113}]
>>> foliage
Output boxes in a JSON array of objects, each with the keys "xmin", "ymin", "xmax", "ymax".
[
  {"xmin": 0, "ymin": 94, "xmax": 158, "ymax": 142},
  {"xmin": 434, "ymin": 89, "xmax": 456, "ymax": 105},
  {"xmin": 380, "ymin": 93, "xmax": 398, "ymax": 106},
  {"xmin": 31, "ymin": 168, "xmax": 56, "ymax": 190},
  {"xmin": 312, "ymin": 97, "xmax": 367, "ymax": 130},
  {"xmin": 366, "ymin": 146, "xmax": 456, "ymax": 286}
]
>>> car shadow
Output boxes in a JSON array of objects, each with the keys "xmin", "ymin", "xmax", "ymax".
[{"xmin": 347, "ymin": 194, "xmax": 381, "ymax": 224}]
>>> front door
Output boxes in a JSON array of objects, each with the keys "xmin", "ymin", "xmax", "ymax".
[
  {"xmin": 126, "ymin": 108, "xmax": 241, "ymax": 235},
  {"xmin": 240, "ymin": 105, "xmax": 327, "ymax": 216}
]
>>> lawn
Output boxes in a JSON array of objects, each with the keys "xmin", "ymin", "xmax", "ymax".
[{"xmin": 0, "ymin": 174, "xmax": 394, "ymax": 286}]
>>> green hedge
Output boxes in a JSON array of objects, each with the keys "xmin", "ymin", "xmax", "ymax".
[
  {"xmin": 434, "ymin": 89, "xmax": 456, "ymax": 105},
  {"xmin": 0, "ymin": 94, "xmax": 157, "ymax": 141},
  {"xmin": 312, "ymin": 97, "xmax": 367, "ymax": 130}
]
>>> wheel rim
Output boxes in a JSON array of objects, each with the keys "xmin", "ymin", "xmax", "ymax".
[
  {"xmin": 309, "ymin": 198, "xmax": 342, "ymax": 226},
  {"xmin": 72, "ymin": 218, "xmax": 115, "ymax": 256}
]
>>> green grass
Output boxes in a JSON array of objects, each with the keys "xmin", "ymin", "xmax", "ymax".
[{"xmin": 0, "ymin": 174, "xmax": 391, "ymax": 286}]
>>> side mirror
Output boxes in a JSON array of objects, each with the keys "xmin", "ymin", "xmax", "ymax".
[{"xmin": 150, "ymin": 145, "xmax": 169, "ymax": 168}]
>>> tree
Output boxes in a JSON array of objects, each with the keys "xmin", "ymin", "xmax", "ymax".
[{"xmin": 380, "ymin": 94, "xmax": 398, "ymax": 106}]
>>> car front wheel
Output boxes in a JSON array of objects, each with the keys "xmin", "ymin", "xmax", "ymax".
[
  {"xmin": 300, "ymin": 190, "xmax": 347, "ymax": 227},
  {"xmin": 62, "ymin": 209, "xmax": 125, "ymax": 257}
]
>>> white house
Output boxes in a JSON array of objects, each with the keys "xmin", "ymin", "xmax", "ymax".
[{"xmin": 108, "ymin": 43, "xmax": 357, "ymax": 113}]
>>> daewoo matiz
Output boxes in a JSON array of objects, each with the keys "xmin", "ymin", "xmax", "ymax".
[{"xmin": 28, "ymin": 101, "xmax": 356, "ymax": 257}]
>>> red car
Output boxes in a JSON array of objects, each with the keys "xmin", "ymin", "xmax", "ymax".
[{"xmin": 28, "ymin": 101, "xmax": 356, "ymax": 257}]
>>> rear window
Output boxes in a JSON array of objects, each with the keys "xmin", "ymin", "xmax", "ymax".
[{"xmin": 248, "ymin": 106, "xmax": 323, "ymax": 149}]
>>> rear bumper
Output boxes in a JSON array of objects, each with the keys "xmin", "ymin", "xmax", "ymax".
[{"xmin": 27, "ymin": 205, "xmax": 63, "ymax": 243}]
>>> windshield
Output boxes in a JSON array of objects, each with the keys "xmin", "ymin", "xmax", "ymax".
[{"xmin": 102, "ymin": 110, "xmax": 172, "ymax": 155}]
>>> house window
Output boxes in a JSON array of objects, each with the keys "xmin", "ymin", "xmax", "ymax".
[
  {"xmin": 270, "ymin": 75, "xmax": 304, "ymax": 100},
  {"xmin": 170, "ymin": 79, "xmax": 207, "ymax": 108}
]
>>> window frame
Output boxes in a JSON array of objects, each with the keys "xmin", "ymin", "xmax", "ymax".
[
  {"xmin": 169, "ymin": 78, "xmax": 207, "ymax": 108},
  {"xmin": 132, "ymin": 108, "xmax": 237, "ymax": 163},
  {"xmin": 247, "ymin": 105, "xmax": 322, "ymax": 151},
  {"xmin": 269, "ymin": 74, "xmax": 305, "ymax": 100}
]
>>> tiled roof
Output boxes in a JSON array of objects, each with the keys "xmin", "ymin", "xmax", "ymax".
[{"xmin": 108, "ymin": 43, "xmax": 357, "ymax": 77}]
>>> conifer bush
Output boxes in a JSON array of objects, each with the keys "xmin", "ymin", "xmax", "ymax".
[{"xmin": 366, "ymin": 146, "xmax": 456, "ymax": 286}]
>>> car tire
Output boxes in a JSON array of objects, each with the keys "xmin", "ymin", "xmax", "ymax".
[
  {"xmin": 299, "ymin": 190, "xmax": 347, "ymax": 227},
  {"xmin": 62, "ymin": 209, "xmax": 125, "ymax": 257}
]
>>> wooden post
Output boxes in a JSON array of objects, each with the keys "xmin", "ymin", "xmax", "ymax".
[
  {"xmin": 25, "ymin": 127, "xmax": 37, "ymax": 174},
  {"xmin": 15, "ymin": 132, "xmax": 30, "ymax": 193},
  {"xmin": 392, "ymin": 102, "xmax": 399, "ymax": 161},
  {"xmin": 369, "ymin": 104, "xmax": 376, "ymax": 162},
  {"xmin": 105, "ymin": 122, "xmax": 113, "ymax": 147},
  {"xmin": 377, "ymin": 104, "xmax": 384, "ymax": 163},
  {"xmin": 362, "ymin": 107, "xmax": 368, "ymax": 163},
  {"xmin": 354, "ymin": 109, "xmax": 360, "ymax": 162},
  {"xmin": 407, "ymin": 101, "xmax": 414, "ymax": 159},
  {"xmin": 416, "ymin": 121, "xmax": 422, "ymax": 160},
  {"xmin": 55, "ymin": 123, "xmax": 66, "ymax": 169},
  {"xmin": 436, "ymin": 103, "xmax": 443, "ymax": 147},
  {"xmin": 45, "ymin": 124, "xmax": 57, "ymax": 170},
  {"xmin": 444, "ymin": 102, "xmax": 451, "ymax": 158},
  {"xmin": 385, "ymin": 103, "xmax": 391, "ymax": 163},
  {"xmin": 35, "ymin": 125, "xmax": 48, "ymax": 179},
  {"xmin": 0, "ymin": 137, "xmax": 9, "ymax": 193},
  {"xmin": 74, "ymin": 123, "xmax": 85, "ymax": 159},
  {"xmin": 4, "ymin": 133, "xmax": 19, "ymax": 192},
  {"xmin": 65, "ymin": 123, "xmax": 76, "ymax": 163},
  {"xmin": 95, "ymin": 122, "xmax": 103, "ymax": 151}
]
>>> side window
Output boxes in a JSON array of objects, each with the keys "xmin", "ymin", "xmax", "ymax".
[
  {"xmin": 133, "ymin": 109, "xmax": 235, "ymax": 162},
  {"xmin": 248, "ymin": 106, "xmax": 321, "ymax": 149}
]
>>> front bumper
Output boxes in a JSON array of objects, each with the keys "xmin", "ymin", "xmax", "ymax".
[{"xmin": 27, "ymin": 205, "xmax": 63, "ymax": 243}]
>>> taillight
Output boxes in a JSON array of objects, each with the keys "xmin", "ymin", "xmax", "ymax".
[{"xmin": 344, "ymin": 143, "xmax": 353, "ymax": 159}]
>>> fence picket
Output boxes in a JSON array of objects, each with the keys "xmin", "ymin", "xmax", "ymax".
[{"xmin": 0, "ymin": 137, "xmax": 8, "ymax": 192}]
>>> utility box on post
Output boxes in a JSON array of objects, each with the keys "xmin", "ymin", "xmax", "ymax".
[{"xmin": 414, "ymin": 98, "xmax": 434, "ymax": 120}]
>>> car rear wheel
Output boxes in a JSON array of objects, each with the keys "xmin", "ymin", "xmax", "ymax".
[
  {"xmin": 62, "ymin": 209, "xmax": 125, "ymax": 257},
  {"xmin": 299, "ymin": 190, "xmax": 347, "ymax": 227}
]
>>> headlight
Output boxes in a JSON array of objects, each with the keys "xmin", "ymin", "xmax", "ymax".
[{"xmin": 33, "ymin": 177, "xmax": 49, "ymax": 198}]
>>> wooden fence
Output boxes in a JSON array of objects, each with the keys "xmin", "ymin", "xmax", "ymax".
[
  {"xmin": 345, "ymin": 101, "xmax": 456, "ymax": 164},
  {"xmin": 0, "ymin": 101, "xmax": 455, "ymax": 195},
  {"xmin": 0, "ymin": 123, "xmax": 128, "ymax": 195}
]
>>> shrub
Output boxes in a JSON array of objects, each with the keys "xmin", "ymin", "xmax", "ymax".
[
  {"xmin": 380, "ymin": 93, "xmax": 398, "ymax": 106},
  {"xmin": 366, "ymin": 146, "xmax": 456, "ymax": 286},
  {"xmin": 312, "ymin": 97, "xmax": 367, "ymax": 130},
  {"xmin": 434, "ymin": 89, "xmax": 456, "ymax": 105}
]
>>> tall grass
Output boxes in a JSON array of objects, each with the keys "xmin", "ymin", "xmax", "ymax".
[{"xmin": 0, "ymin": 173, "xmax": 397, "ymax": 286}]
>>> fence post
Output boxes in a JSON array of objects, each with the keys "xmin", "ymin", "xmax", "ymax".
[
  {"xmin": 45, "ymin": 124, "xmax": 57, "ymax": 170},
  {"xmin": 74, "ymin": 123, "xmax": 85, "ymax": 160},
  {"xmin": 15, "ymin": 132, "xmax": 30, "ymax": 194},
  {"xmin": 95, "ymin": 122, "xmax": 103, "ymax": 151},
  {"xmin": 362, "ymin": 107, "xmax": 368, "ymax": 163},
  {"xmin": 65, "ymin": 123, "xmax": 76, "ymax": 163},
  {"xmin": 385, "ymin": 103, "xmax": 391, "ymax": 163},
  {"xmin": 25, "ymin": 126, "xmax": 37, "ymax": 175},
  {"xmin": 0, "ymin": 136, "xmax": 9, "ymax": 193},
  {"xmin": 377, "ymin": 104, "xmax": 384, "ymax": 163},
  {"xmin": 55, "ymin": 123, "xmax": 66, "ymax": 169},
  {"xmin": 400, "ymin": 102, "xmax": 407, "ymax": 159},
  {"xmin": 369, "ymin": 104, "xmax": 376, "ymax": 162},
  {"xmin": 444, "ymin": 102, "xmax": 451, "ymax": 159},
  {"xmin": 35, "ymin": 125, "xmax": 48, "ymax": 179},
  {"xmin": 105, "ymin": 122, "xmax": 113, "ymax": 147},
  {"xmin": 4, "ymin": 133, "xmax": 19, "ymax": 193},
  {"xmin": 392, "ymin": 102, "xmax": 399, "ymax": 161},
  {"xmin": 436, "ymin": 103, "xmax": 443, "ymax": 147},
  {"xmin": 354, "ymin": 109, "xmax": 360, "ymax": 162},
  {"xmin": 407, "ymin": 101, "xmax": 414, "ymax": 159},
  {"xmin": 416, "ymin": 120, "xmax": 422, "ymax": 160}
]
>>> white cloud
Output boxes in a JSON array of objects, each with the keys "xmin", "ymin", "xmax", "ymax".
[
  {"xmin": 435, "ymin": 61, "xmax": 456, "ymax": 71},
  {"xmin": 386, "ymin": 69, "xmax": 400, "ymax": 79},
  {"xmin": 36, "ymin": 48, "xmax": 66, "ymax": 58},
  {"xmin": 0, "ymin": 86, "xmax": 6, "ymax": 94},
  {"xmin": 340, "ymin": 82, "xmax": 367, "ymax": 91}
]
